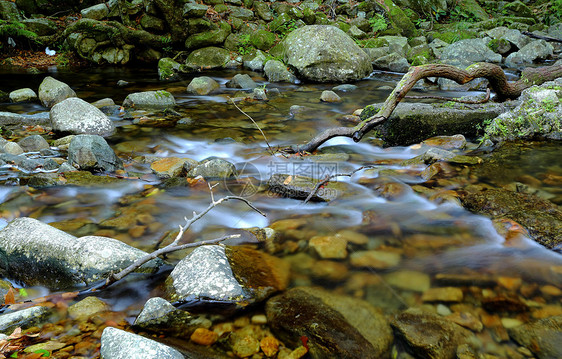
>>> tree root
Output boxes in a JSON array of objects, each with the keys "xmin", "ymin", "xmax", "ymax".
[{"xmin": 286, "ymin": 63, "xmax": 562, "ymax": 154}]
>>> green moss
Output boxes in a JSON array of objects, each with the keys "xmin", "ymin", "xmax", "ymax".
[{"xmin": 382, "ymin": 0, "xmax": 417, "ymax": 37}]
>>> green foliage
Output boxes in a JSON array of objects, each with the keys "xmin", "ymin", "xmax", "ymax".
[
  {"xmin": 237, "ymin": 34, "xmax": 255, "ymax": 55},
  {"xmin": 369, "ymin": 14, "xmax": 388, "ymax": 33},
  {"xmin": 556, "ymin": 0, "xmax": 562, "ymax": 19},
  {"xmin": 450, "ymin": 5, "xmax": 478, "ymax": 22},
  {"xmin": 0, "ymin": 19, "xmax": 40, "ymax": 48},
  {"xmin": 277, "ymin": 19, "xmax": 298, "ymax": 38}
]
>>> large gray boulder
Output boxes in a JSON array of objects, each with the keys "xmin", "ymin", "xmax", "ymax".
[
  {"xmin": 439, "ymin": 38, "xmax": 502, "ymax": 67},
  {"xmin": 68, "ymin": 135, "xmax": 123, "ymax": 172},
  {"xmin": 50, "ymin": 98, "xmax": 115, "ymax": 137},
  {"xmin": 0, "ymin": 217, "xmax": 162, "ymax": 289},
  {"xmin": 38, "ymin": 76, "xmax": 77, "ymax": 108},
  {"xmin": 266, "ymin": 287, "xmax": 392, "ymax": 359},
  {"xmin": 505, "ymin": 40, "xmax": 554, "ymax": 69},
  {"xmin": 100, "ymin": 327, "xmax": 184, "ymax": 359},
  {"xmin": 0, "ymin": 306, "xmax": 51, "ymax": 334},
  {"xmin": 361, "ymin": 101, "xmax": 514, "ymax": 146},
  {"xmin": 165, "ymin": 245, "xmax": 289, "ymax": 309},
  {"xmin": 484, "ymin": 79, "xmax": 562, "ymax": 142},
  {"xmin": 122, "ymin": 90, "xmax": 176, "ymax": 109},
  {"xmin": 508, "ymin": 315, "xmax": 562, "ymax": 359},
  {"xmin": 280, "ymin": 25, "xmax": 372, "ymax": 82}
]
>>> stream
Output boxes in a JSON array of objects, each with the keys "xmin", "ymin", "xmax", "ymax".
[{"xmin": 1, "ymin": 65, "xmax": 561, "ymax": 358}]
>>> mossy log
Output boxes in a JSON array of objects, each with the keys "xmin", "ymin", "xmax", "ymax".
[{"xmin": 289, "ymin": 63, "xmax": 562, "ymax": 153}]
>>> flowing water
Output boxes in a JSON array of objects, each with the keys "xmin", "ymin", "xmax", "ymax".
[{"xmin": 1, "ymin": 66, "xmax": 561, "ymax": 357}]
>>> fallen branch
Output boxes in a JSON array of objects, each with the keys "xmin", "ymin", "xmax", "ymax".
[
  {"xmin": 287, "ymin": 63, "xmax": 562, "ymax": 154},
  {"xmin": 96, "ymin": 185, "xmax": 265, "ymax": 290}
]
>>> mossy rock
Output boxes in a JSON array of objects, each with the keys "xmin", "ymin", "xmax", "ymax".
[
  {"xmin": 456, "ymin": 0, "xmax": 489, "ymax": 21},
  {"xmin": 250, "ymin": 29, "xmax": 276, "ymax": 50},
  {"xmin": 185, "ymin": 46, "xmax": 231, "ymax": 69},
  {"xmin": 376, "ymin": 0, "xmax": 417, "ymax": 37},
  {"xmin": 361, "ymin": 38, "xmax": 388, "ymax": 48},
  {"xmin": 185, "ymin": 21, "xmax": 231, "ymax": 49},
  {"xmin": 270, "ymin": 13, "xmax": 292, "ymax": 32},
  {"xmin": 429, "ymin": 29, "xmax": 476, "ymax": 44},
  {"xmin": 63, "ymin": 171, "xmax": 125, "ymax": 186},
  {"xmin": 214, "ymin": 4, "xmax": 228, "ymax": 13}
]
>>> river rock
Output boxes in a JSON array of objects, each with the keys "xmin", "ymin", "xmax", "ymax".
[
  {"xmin": 459, "ymin": 187, "xmax": 562, "ymax": 252},
  {"xmin": 0, "ymin": 217, "xmax": 162, "ymax": 289},
  {"xmin": 0, "ymin": 153, "xmax": 58, "ymax": 172},
  {"xmin": 508, "ymin": 315, "xmax": 562, "ymax": 359},
  {"xmin": 0, "ymin": 0, "xmax": 22, "ymax": 21},
  {"xmin": 9, "ymin": 88, "xmax": 37, "ymax": 103},
  {"xmin": 165, "ymin": 245, "xmax": 289, "ymax": 309},
  {"xmin": 134, "ymin": 297, "xmax": 211, "ymax": 336},
  {"xmin": 280, "ymin": 25, "xmax": 372, "ymax": 82},
  {"xmin": 183, "ymin": 2, "xmax": 208, "ymax": 17},
  {"xmin": 226, "ymin": 74, "xmax": 257, "ymax": 89},
  {"xmin": 38, "ymin": 76, "xmax": 77, "ymax": 108},
  {"xmin": 505, "ymin": 40, "xmax": 554, "ymax": 68},
  {"xmin": 373, "ymin": 52, "xmax": 410, "ymax": 72},
  {"xmin": 485, "ymin": 80, "xmax": 562, "ymax": 141},
  {"xmin": 268, "ymin": 173, "xmax": 353, "ymax": 202},
  {"xmin": 150, "ymin": 157, "xmax": 197, "ymax": 178},
  {"xmin": 67, "ymin": 296, "xmax": 109, "ymax": 319},
  {"xmin": 0, "ymin": 112, "xmax": 50, "ymax": 127},
  {"xmin": 2, "ymin": 141, "xmax": 24, "ymax": 155},
  {"xmin": 122, "ymin": 90, "xmax": 176, "ymax": 109},
  {"xmin": 439, "ymin": 38, "xmax": 502, "ymax": 68},
  {"xmin": 361, "ymin": 101, "xmax": 513, "ymax": 146},
  {"xmin": 392, "ymin": 308, "xmax": 475, "ymax": 359},
  {"xmin": 68, "ymin": 135, "xmax": 123, "ymax": 172},
  {"xmin": 320, "ymin": 90, "xmax": 341, "ymax": 102},
  {"xmin": 100, "ymin": 327, "xmax": 184, "ymax": 359},
  {"xmin": 243, "ymin": 50, "xmax": 267, "ymax": 71},
  {"xmin": 185, "ymin": 46, "xmax": 231, "ymax": 70},
  {"xmin": 186, "ymin": 157, "xmax": 235, "ymax": 179},
  {"xmin": 186, "ymin": 76, "xmax": 220, "ymax": 95},
  {"xmin": 0, "ymin": 306, "xmax": 52, "ymax": 334},
  {"xmin": 80, "ymin": 2, "xmax": 112, "ymax": 20},
  {"xmin": 17, "ymin": 135, "xmax": 49, "ymax": 152},
  {"xmin": 263, "ymin": 60, "xmax": 298, "ymax": 83},
  {"xmin": 50, "ymin": 98, "xmax": 115, "ymax": 136},
  {"xmin": 158, "ymin": 57, "xmax": 183, "ymax": 81},
  {"xmin": 266, "ymin": 287, "xmax": 392, "ymax": 359}
]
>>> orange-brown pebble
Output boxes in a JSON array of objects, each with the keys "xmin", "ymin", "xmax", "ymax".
[
  {"xmin": 540, "ymin": 285, "xmax": 562, "ymax": 296},
  {"xmin": 260, "ymin": 336, "xmax": 280, "ymax": 357},
  {"xmin": 191, "ymin": 328, "xmax": 219, "ymax": 346},
  {"xmin": 287, "ymin": 346, "xmax": 308, "ymax": 359},
  {"xmin": 497, "ymin": 276, "xmax": 522, "ymax": 291}
]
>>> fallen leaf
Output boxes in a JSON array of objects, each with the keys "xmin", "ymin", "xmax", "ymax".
[{"xmin": 4, "ymin": 288, "xmax": 15, "ymax": 305}]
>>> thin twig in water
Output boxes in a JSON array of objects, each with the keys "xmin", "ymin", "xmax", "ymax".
[
  {"xmin": 229, "ymin": 97, "xmax": 276, "ymax": 156},
  {"xmin": 302, "ymin": 165, "xmax": 377, "ymax": 204},
  {"xmin": 97, "ymin": 186, "xmax": 265, "ymax": 290}
]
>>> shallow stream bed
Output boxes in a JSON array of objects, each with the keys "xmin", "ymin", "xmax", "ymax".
[{"xmin": 0, "ymin": 66, "xmax": 561, "ymax": 359}]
